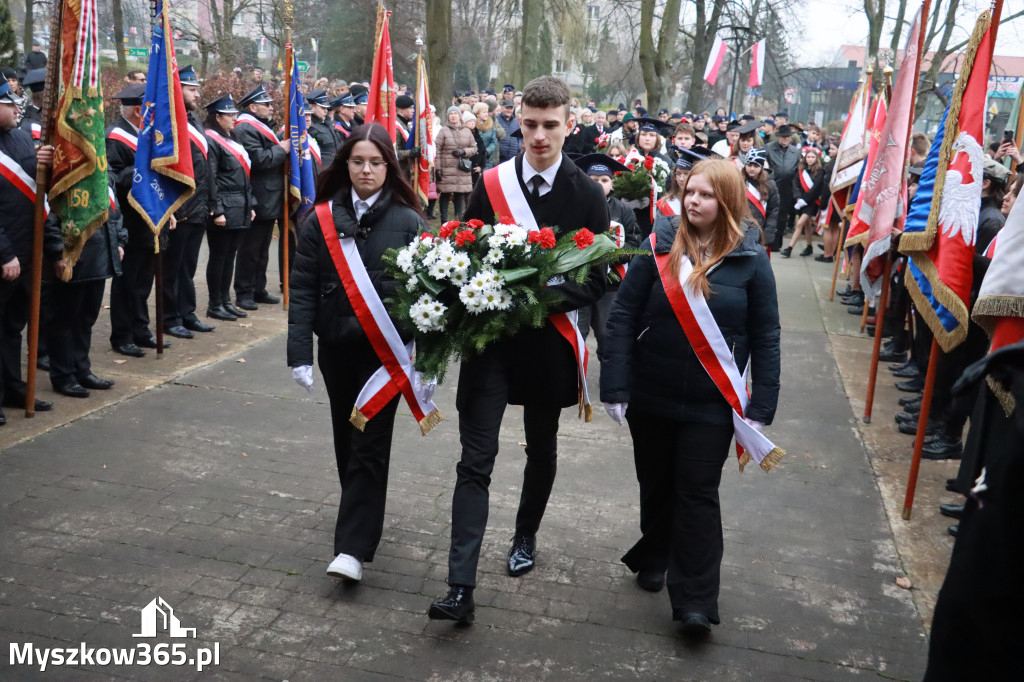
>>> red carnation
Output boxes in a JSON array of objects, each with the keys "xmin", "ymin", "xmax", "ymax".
[
  {"xmin": 572, "ymin": 228, "xmax": 595, "ymax": 250},
  {"xmin": 643, "ymin": 156, "xmax": 654, "ymax": 171},
  {"xmin": 613, "ymin": 171, "xmax": 623, "ymax": 176},
  {"xmin": 455, "ymin": 229, "xmax": 477, "ymax": 246},
  {"xmin": 466, "ymin": 218, "xmax": 485, "ymax": 229},
  {"xmin": 527, "ymin": 231, "xmax": 541, "ymax": 244},
  {"xmin": 499, "ymin": 215, "xmax": 517, "ymax": 225},
  {"xmin": 538, "ymin": 227, "xmax": 557, "ymax": 249},
  {"xmin": 439, "ymin": 220, "xmax": 460, "ymax": 239},
  {"xmin": 420, "ymin": 233, "xmax": 433, "ymax": 241}
]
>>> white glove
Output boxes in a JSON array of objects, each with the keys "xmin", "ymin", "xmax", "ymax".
[
  {"xmin": 412, "ymin": 370, "xmax": 437, "ymax": 403},
  {"xmin": 604, "ymin": 402, "xmax": 627, "ymax": 425},
  {"xmin": 292, "ymin": 365, "xmax": 314, "ymax": 393},
  {"xmin": 794, "ymin": 198, "xmax": 807, "ymax": 211},
  {"xmin": 743, "ymin": 417, "xmax": 765, "ymax": 433}
]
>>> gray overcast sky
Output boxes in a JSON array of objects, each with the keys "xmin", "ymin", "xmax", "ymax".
[{"xmin": 793, "ymin": 0, "xmax": 1024, "ymax": 65}]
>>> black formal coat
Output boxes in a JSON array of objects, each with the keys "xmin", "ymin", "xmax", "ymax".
[
  {"xmin": 462, "ymin": 153, "xmax": 610, "ymax": 406},
  {"xmin": 765, "ymin": 141, "xmax": 800, "ymax": 191},
  {"xmin": 105, "ymin": 116, "xmax": 146, "ymax": 234},
  {"xmin": 287, "ymin": 189, "xmax": 424, "ymax": 368},
  {"xmin": 607, "ymin": 193, "xmax": 642, "ymax": 292},
  {"xmin": 207, "ymin": 129, "xmax": 257, "ymax": 230},
  {"xmin": 43, "ymin": 180, "xmax": 127, "ymax": 283},
  {"xmin": 234, "ymin": 113, "xmax": 286, "ymax": 221},
  {"xmin": 581, "ymin": 124, "xmax": 607, "ymax": 153},
  {"xmin": 309, "ymin": 115, "xmax": 340, "ymax": 170},
  {"xmin": 793, "ymin": 166, "xmax": 824, "ymax": 215},
  {"xmin": 0, "ymin": 126, "xmax": 37, "ymax": 265},
  {"xmin": 600, "ymin": 216, "xmax": 781, "ymax": 426},
  {"xmin": 748, "ymin": 177, "xmax": 780, "ymax": 246},
  {"xmin": 175, "ymin": 111, "xmax": 213, "ymax": 223}
]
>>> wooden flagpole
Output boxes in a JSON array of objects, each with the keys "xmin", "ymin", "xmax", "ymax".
[
  {"xmin": 24, "ymin": 0, "xmax": 65, "ymax": 417},
  {"xmin": 281, "ymin": 0, "xmax": 293, "ymax": 311},
  {"xmin": 902, "ymin": 338, "xmax": 941, "ymax": 519},
  {"xmin": 862, "ymin": 257, "xmax": 891, "ymax": 423},
  {"xmin": 828, "ymin": 205, "xmax": 848, "ymax": 300},
  {"xmin": 150, "ymin": 0, "xmax": 165, "ymax": 358}
]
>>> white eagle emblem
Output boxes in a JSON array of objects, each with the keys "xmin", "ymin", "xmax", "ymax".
[{"xmin": 938, "ymin": 132, "xmax": 984, "ymax": 247}]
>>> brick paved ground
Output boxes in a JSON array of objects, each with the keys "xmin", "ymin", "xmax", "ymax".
[{"xmin": 0, "ymin": 253, "xmax": 929, "ymax": 680}]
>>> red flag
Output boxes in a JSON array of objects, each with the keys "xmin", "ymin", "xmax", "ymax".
[
  {"xmin": 703, "ymin": 36, "xmax": 727, "ymax": 85},
  {"xmin": 366, "ymin": 11, "xmax": 396, "ymax": 143},
  {"xmin": 843, "ymin": 94, "xmax": 888, "ymax": 249}
]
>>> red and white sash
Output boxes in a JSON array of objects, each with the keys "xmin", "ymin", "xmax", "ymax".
[
  {"xmin": 732, "ymin": 157, "xmax": 744, "ymax": 171},
  {"xmin": 482, "ymin": 158, "xmax": 593, "ymax": 421},
  {"xmin": 108, "ymin": 127, "xmax": 138, "ymax": 151},
  {"xmin": 799, "ymin": 169, "xmax": 814, "ymax": 194},
  {"xmin": 746, "ymin": 183, "xmax": 766, "ymax": 219},
  {"xmin": 335, "ymin": 121, "xmax": 351, "ymax": 138},
  {"xmin": 315, "ymin": 201, "xmax": 443, "ymax": 434},
  {"xmin": 206, "ymin": 130, "xmax": 251, "ymax": 177},
  {"xmin": 307, "ymin": 134, "xmax": 321, "ymax": 167},
  {"xmin": 187, "ymin": 123, "xmax": 208, "ymax": 159},
  {"xmin": 656, "ymin": 197, "xmax": 680, "ymax": 216},
  {"xmin": 984, "ymin": 234, "xmax": 998, "ymax": 259},
  {"xmin": 651, "ymin": 232, "xmax": 784, "ymax": 472},
  {"xmin": 29, "ymin": 122, "xmax": 41, "ymax": 140},
  {"xmin": 0, "ymin": 149, "xmax": 48, "ymax": 216},
  {"xmin": 610, "ymin": 220, "xmax": 628, "ymax": 281},
  {"xmin": 236, "ymin": 113, "xmax": 279, "ymax": 144}
]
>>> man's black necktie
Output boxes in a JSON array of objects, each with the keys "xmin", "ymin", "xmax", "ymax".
[{"xmin": 529, "ymin": 175, "xmax": 544, "ymax": 199}]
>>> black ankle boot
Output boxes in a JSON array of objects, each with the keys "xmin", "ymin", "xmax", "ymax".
[{"xmin": 428, "ymin": 586, "xmax": 474, "ymax": 623}]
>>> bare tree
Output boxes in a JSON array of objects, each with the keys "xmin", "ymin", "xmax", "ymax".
[
  {"xmin": 638, "ymin": 0, "xmax": 682, "ymax": 111},
  {"xmin": 426, "ymin": 0, "xmax": 454, "ymax": 113}
]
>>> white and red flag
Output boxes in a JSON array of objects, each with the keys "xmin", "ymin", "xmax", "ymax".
[
  {"xmin": 749, "ymin": 38, "xmax": 766, "ymax": 88},
  {"xmin": 975, "ymin": 189, "xmax": 1024, "ymax": 362},
  {"xmin": 366, "ymin": 11, "xmax": 396, "ymax": 142},
  {"xmin": 704, "ymin": 35, "xmax": 727, "ymax": 85},
  {"xmin": 843, "ymin": 92, "xmax": 888, "ymax": 249},
  {"xmin": 831, "ymin": 76, "xmax": 872, "ymax": 195}
]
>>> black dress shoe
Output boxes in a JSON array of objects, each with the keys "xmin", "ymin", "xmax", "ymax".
[
  {"xmin": 2, "ymin": 393, "xmax": 54, "ymax": 411},
  {"xmin": 507, "ymin": 535, "xmax": 536, "ymax": 577},
  {"xmin": 847, "ymin": 304, "xmax": 865, "ymax": 315},
  {"xmin": 36, "ymin": 355, "xmax": 50, "ymax": 371},
  {"xmin": 677, "ymin": 611, "xmax": 712, "ymax": 636},
  {"xmin": 898, "ymin": 392, "xmax": 923, "ymax": 406},
  {"xmin": 946, "ymin": 478, "xmax": 961, "ymax": 494},
  {"xmin": 135, "ymin": 335, "xmax": 171, "ymax": 349},
  {"xmin": 207, "ymin": 306, "xmax": 237, "ymax": 321},
  {"xmin": 814, "ymin": 254, "xmax": 834, "ymax": 263},
  {"xmin": 235, "ymin": 299, "xmax": 258, "ymax": 311},
  {"xmin": 112, "ymin": 342, "xmax": 146, "ymax": 358},
  {"xmin": 947, "ymin": 524, "xmax": 958, "ymax": 538},
  {"xmin": 892, "ymin": 364, "xmax": 921, "ymax": 378},
  {"xmin": 780, "ymin": 246, "xmax": 793, "ymax": 258},
  {"xmin": 183, "ymin": 318, "xmax": 215, "ymax": 332},
  {"xmin": 836, "ymin": 285, "xmax": 854, "ymax": 297},
  {"xmin": 922, "ymin": 434, "xmax": 963, "ymax": 460},
  {"xmin": 890, "ymin": 360, "xmax": 915, "ymax": 374},
  {"xmin": 878, "ymin": 350, "xmax": 907, "ymax": 363},
  {"xmin": 225, "ymin": 302, "xmax": 249, "ymax": 318},
  {"xmin": 902, "ymin": 401, "xmax": 922, "ymax": 415},
  {"xmin": 254, "ymin": 291, "xmax": 280, "ymax": 305},
  {"xmin": 78, "ymin": 374, "xmax": 114, "ymax": 390},
  {"xmin": 53, "ymin": 381, "xmax": 89, "ymax": 398},
  {"xmin": 428, "ymin": 586, "xmax": 475, "ymax": 624},
  {"xmin": 840, "ymin": 292, "xmax": 865, "ymax": 306},
  {"xmin": 164, "ymin": 325, "xmax": 194, "ymax": 339},
  {"xmin": 897, "ymin": 418, "xmax": 944, "ymax": 437},
  {"xmin": 636, "ymin": 569, "xmax": 665, "ymax": 592},
  {"xmin": 896, "ymin": 376, "xmax": 925, "ymax": 392},
  {"xmin": 939, "ymin": 503, "xmax": 964, "ymax": 519},
  {"xmin": 799, "ymin": 245, "xmax": 814, "ymax": 257}
]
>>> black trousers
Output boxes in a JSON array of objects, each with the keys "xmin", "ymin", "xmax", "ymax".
[
  {"xmin": 0, "ymin": 276, "xmax": 29, "ymax": 406},
  {"xmin": 277, "ymin": 224, "xmax": 297, "ymax": 294},
  {"xmin": 438, "ymin": 192, "xmax": 466, "ymax": 223},
  {"xmin": 447, "ymin": 349, "xmax": 562, "ymax": 587},
  {"xmin": 235, "ymin": 218, "xmax": 275, "ymax": 301},
  {"xmin": 45, "ymin": 280, "xmax": 105, "ymax": 385},
  {"xmin": 318, "ymin": 338, "xmax": 400, "ymax": 560},
  {"xmin": 774, "ymin": 186, "xmax": 793, "ymax": 251},
  {"xmin": 162, "ymin": 219, "xmax": 206, "ymax": 327},
  {"xmin": 110, "ymin": 222, "xmax": 155, "ymax": 346},
  {"xmin": 622, "ymin": 409, "xmax": 734, "ymax": 623},
  {"xmin": 206, "ymin": 229, "xmax": 244, "ymax": 308}
]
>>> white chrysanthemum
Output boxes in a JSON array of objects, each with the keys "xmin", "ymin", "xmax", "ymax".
[
  {"xmin": 452, "ymin": 253, "xmax": 471, "ymax": 272},
  {"xmin": 450, "ymin": 269, "xmax": 468, "ymax": 285},
  {"xmin": 496, "ymin": 291, "xmax": 513, "ymax": 310},
  {"xmin": 481, "ymin": 288, "xmax": 505, "ymax": 310},
  {"xmin": 428, "ymin": 300, "xmax": 447, "ymax": 319},
  {"xmin": 416, "ymin": 294, "xmax": 434, "ymax": 307},
  {"xmin": 469, "ymin": 272, "xmax": 491, "ymax": 292},
  {"xmin": 405, "ymin": 279, "xmax": 419, "ymax": 292},
  {"xmin": 459, "ymin": 284, "xmax": 483, "ymax": 308},
  {"xmin": 484, "ymin": 248, "xmax": 503, "ymax": 265},
  {"xmin": 464, "ymin": 296, "xmax": 487, "ymax": 314},
  {"xmin": 428, "ymin": 261, "xmax": 451, "ymax": 280},
  {"xmin": 503, "ymin": 227, "xmax": 527, "ymax": 246},
  {"xmin": 410, "ymin": 303, "xmax": 442, "ymax": 333}
]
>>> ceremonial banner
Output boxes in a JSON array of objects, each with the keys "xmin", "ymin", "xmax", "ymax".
[
  {"xmin": 749, "ymin": 38, "xmax": 766, "ymax": 88},
  {"xmin": 286, "ymin": 53, "xmax": 316, "ymax": 213},
  {"xmin": 128, "ymin": 0, "xmax": 195, "ymax": 240},
  {"xmin": 48, "ymin": 0, "xmax": 109, "ymax": 274},
  {"xmin": 366, "ymin": 11, "xmax": 396, "ymax": 142},
  {"xmin": 843, "ymin": 93, "xmax": 887, "ymax": 248},
  {"xmin": 831, "ymin": 77, "xmax": 873, "ymax": 193},
  {"xmin": 704, "ymin": 35, "xmax": 727, "ymax": 85},
  {"xmin": 975, "ymin": 193, "xmax": 1024, "ymax": 352},
  {"xmin": 413, "ymin": 54, "xmax": 435, "ymax": 203},
  {"xmin": 855, "ymin": 0, "xmax": 930, "ymax": 298},
  {"xmin": 901, "ymin": 1, "xmax": 1002, "ymax": 352}
]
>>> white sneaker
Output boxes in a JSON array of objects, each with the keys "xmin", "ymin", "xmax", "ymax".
[{"xmin": 326, "ymin": 553, "xmax": 363, "ymax": 581}]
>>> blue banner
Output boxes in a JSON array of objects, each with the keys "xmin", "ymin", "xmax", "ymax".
[{"xmin": 287, "ymin": 56, "xmax": 316, "ymax": 213}]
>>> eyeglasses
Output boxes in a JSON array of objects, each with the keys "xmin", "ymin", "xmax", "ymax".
[{"xmin": 347, "ymin": 159, "xmax": 387, "ymax": 170}]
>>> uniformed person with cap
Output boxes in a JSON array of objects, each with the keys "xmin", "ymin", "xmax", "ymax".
[
  {"xmin": 107, "ymin": 83, "xmax": 169, "ymax": 358},
  {"xmin": 18, "ymin": 69, "xmax": 45, "ymax": 145},
  {"xmin": 306, "ymin": 89, "xmax": 340, "ymax": 169},
  {"xmin": 394, "ymin": 94, "xmax": 421, "ymax": 181},
  {"xmin": 349, "ymin": 84, "xmax": 368, "ymax": 126},
  {"xmin": 232, "ymin": 84, "xmax": 290, "ymax": 311},
  {"xmin": 0, "ymin": 80, "xmax": 55, "ymax": 423},
  {"xmin": 163, "ymin": 65, "xmax": 215, "ymax": 339},
  {"xmin": 331, "ymin": 93, "xmax": 357, "ymax": 141}
]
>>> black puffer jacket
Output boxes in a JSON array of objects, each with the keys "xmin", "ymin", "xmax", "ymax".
[
  {"xmin": 287, "ymin": 189, "xmax": 424, "ymax": 367},
  {"xmin": 600, "ymin": 214, "xmax": 781, "ymax": 425}
]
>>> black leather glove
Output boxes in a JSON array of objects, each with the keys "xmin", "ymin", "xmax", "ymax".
[{"xmin": 452, "ymin": 149, "xmax": 465, "ymax": 158}]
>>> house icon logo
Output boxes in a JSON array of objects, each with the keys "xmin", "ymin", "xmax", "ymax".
[{"xmin": 133, "ymin": 597, "xmax": 196, "ymax": 638}]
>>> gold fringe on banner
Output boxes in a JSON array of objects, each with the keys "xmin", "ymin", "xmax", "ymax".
[
  {"xmin": 418, "ymin": 409, "xmax": 445, "ymax": 436},
  {"xmin": 738, "ymin": 446, "xmax": 786, "ymax": 473},
  {"xmin": 350, "ymin": 407, "xmax": 369, "ymax": 431}
]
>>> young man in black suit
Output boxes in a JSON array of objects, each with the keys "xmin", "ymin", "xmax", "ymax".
[{"xmin": 429, "ymin": 76, "xmax": 610, "ymax": 624}]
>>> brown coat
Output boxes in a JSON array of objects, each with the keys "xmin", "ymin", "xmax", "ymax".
[{"xmin": 435, "ymin": 123, "xmax": 477, "ymax": 194}]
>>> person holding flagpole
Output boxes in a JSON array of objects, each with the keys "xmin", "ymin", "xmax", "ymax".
[
  {"xmin": 600, "ymin": 158, "xmax": 781, "ymax": 636},
  {"xmin": 287, "ymin": 123, "xmax": 429, "ymax": 583}
]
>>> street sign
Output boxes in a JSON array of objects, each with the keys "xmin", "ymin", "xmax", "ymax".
[
  {"xmin": 297, "ymin": 61, "xmax": 309, "ymax": 72},
  {"xmin": 784, "ymin": 87, "xmax": 797, "ymax": 104},
  {"xmin": 127, "ymin": 47, "xmax": 148, "ymax": 58}
]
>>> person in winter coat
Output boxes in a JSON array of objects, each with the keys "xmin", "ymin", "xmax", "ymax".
[
  {"xmin": 463, "ymin": 111, "xmax": 487, "ymax": 187},
  {"xmin": 434, "ymin": 106, "xmax": 477, "ymax": 222},
  {"xmin": 473, "ymin": 102, "xmax": 503, "ymax": 170},
  {"xmin": 742, "ymin": 148, "xmax": 780, "ymax": 249},
  {"xmin": 43, "ymin": 180, "xmax": 126, "ymax": 397},
  {"xmin": 287, "ymin": 123, "xmax": 426, "ymax": 584},
  {"xmin": 495, "ymin": 98, "xmax": 521, "ymax": 162},
  {"xmin": 812, "ymin": 138, "xmax": 841, "ymax": 263},
  {"xmin": 204, "ymin": 94, "xmax": 257, "ymax": 322},
  {"xmin": 600, "ymin": 158, "xmax": 780, "ymax": 637},
  {"xmin": 781, "ymin": 146, "xmax": 824, "ymax": 257}
]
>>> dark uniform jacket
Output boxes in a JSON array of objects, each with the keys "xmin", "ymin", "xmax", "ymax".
[
  {"xmin": 207, "ymin": 129, "xmax": 257, "ymax": 230},
  {"xmin": 175, "ymin": 111, "xmax": 213, "ymax": 223},
  {"xmin": 234, "ymin": 113, "xmax": 286, "ymax": 221},
  {"xmin": 601, "ymin": 216, "xmax": 781, "ymax": 426},
  {"xmin": 582, "ymin": 124, "xmax": 607, "ymax": 153},
  {"xmin": 0, "ymin": 126, "xmax": 37, "ymax": 265},
  {"xmin": 462, "ymin": 153, "xmax": 610, "ymax": 407},
  {"xmin": 105, "ymin": 116, "xmax": 147, "ymax": 234},
  {"xmin": 287, "ymin": 189, "xmax": 423, "ymax": 367},
  {"xmin": 43, "ymin": 179, "xmax": 127, "ymax": 282},
  {"xmin": 309, "ymin": 114, "xmax": 340, "ymax": 170}
]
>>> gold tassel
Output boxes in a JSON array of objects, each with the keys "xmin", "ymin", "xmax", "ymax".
[
  {"xmin": 987, "ymin": 375, "xmax": 1016, "ymax": 417},
  {"xmin": 738, "ymin": 452, "xmax": 751, "ymax": 472},
  {"xmin": 418, "ymin": 409, "xmax": 445, "ymax": 436},
  {"xmin": 584, "ymin": 403, "xmax": 593, "ymax": 423},
  {"xmin": 349, "ymin": 407, "xmax": 369, "ymax": 432},
  {"xmin": 759, "ymin": 446, "xmax": 787, "ymax": 472}
]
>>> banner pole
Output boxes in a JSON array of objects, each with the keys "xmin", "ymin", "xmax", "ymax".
[
  {"xmin": 862, "ymin": 254, "xmax": 892, "ymax": 423},
  {"xmin": 902, "ymin": 338, "xmax": 941, "ymax": 519},
  {"xmin": 282, "ymin": 0, "xmax": 293, "ymax": 311},
  {"xmin": 150, "ymin": 1, "xmax": 164, "ymax": 357},
  {"xmin": 24, "ymin": 0, "xmax": 65, "ymax": 417},
  {"xmin": 829, "ymin": 209, "xmax": 848, "ymax": 301}
]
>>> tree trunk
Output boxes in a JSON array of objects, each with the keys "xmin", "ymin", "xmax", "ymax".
[
  {"xmin": 684, "ymin": 1, "xmax": 724, "ymax": 113},
  {"xmin": 638, "ymin": 0, "xmax": 681, "ymax": 111},
  {"xmin": 426, "ymin": 0, "xmax": 453, "ymax": 115},
  {"xmin": 915, "ymin": 0, "xmax": 960, "ymax": 119},
  {"xmin": 517, "ymin": 0, "xmax": 540, "ymax": 87},
  {"xmin": 864, "ymin": 0, "xmax": 888, "ymax": 58},
  {"xmin": 889, "ymin": 0, "xmax": 908, "ymax": 52},
  {"xmin": 112, "ymin": 0, "xmax": 127, "ymax": 74}
]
